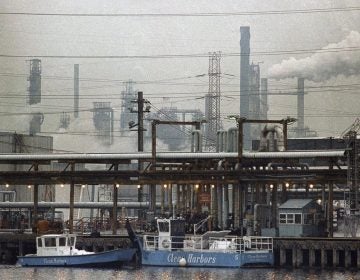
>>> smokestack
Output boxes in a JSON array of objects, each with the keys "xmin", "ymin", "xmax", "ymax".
[
  {"xmin": 74, "ymin": 64, "xmax": 79, "ymax": 118},
  {"xmin": 29, "ymin": 113, "xmax": 44, "ymax": 135},
  {"xmin": 28, "ymin": 59, "xmax": 41, "ymax": 105},
  {"xmin": 240, "ymin": 26, "xmax": 251, "ymax": 150},
  {"xmin": 297, "ymin": 78, "xmax": 305, "ymax": 137},
  {"xmin": 260, "ymin": 78, "xmax": 268, "ymax": 120}
]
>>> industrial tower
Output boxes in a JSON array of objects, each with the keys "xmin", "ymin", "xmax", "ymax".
[
  {"xmin": 120, "ymin": 80, "xmax": 137, "ymax": 134},
  {"xmin": 205, "ymin": 51, "xmax": 221, "ymax": 149},
  {"xmin": 240, "ymin": 27, "xmax": 251, "ymax": 150},
  {"xmin": 74, "ymin": 64, "xmax": 79, "ymax": 118},
  {"xmin": 28, "ymin": 59, "xmax": 41, "ymax": 105},
  {"xmin": 93, "ymin": 102, "xmax": 114, "ymax": 145}
]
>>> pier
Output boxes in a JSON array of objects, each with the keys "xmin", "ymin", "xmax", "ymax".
[
  {"xmin": 274, "ymin": 237, "xmax": 360, "ymax": 269},
  {"xmin": 1, "ymin": 232, "xmax": 360, "ymax": 269}
]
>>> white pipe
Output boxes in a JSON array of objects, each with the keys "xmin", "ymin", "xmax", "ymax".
[
  {"xmin": 259, "ymin": 124, "xmax": 285, "ymax": 152},
  {"xmin": 274, "ymin": 125, "xmax": 285, "ymax": 151},
  {"xmin": 191, "ymin": 130, "xmax": 202, "ymax": 152},
  {"xmin": 227, "ymin": 127, "xmax": 238, "ymax": 152},
  {"xmin": 222, "ymin": 131, "xmax": 228, "ymax": 152},
  {"xmin": 0, "ymin": 201, "xmax": 161, "ymax": 208},
  {"xmin": 268, "ymin": 131, "xmax": 275, "ymax": 152},
  {"xmin": 216, "ymin": 130, "xmax": 227, "ymax": 152},
  {"xmin": 0, "ymin": 150, "xmax": 345, "ymax": 161},
  {"xmin": 259, "ymin": 127, "xmax": 268, "ymax": 152}
]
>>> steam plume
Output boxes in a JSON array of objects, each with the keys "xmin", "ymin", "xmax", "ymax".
[{"xmin": 268, "ymin": 31, "xmax": 360, "ymax": 82}]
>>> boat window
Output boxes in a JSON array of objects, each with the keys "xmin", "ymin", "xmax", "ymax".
[
  {"xmin": 59, "ymin": 237, "xmax": 66, "ymax": 246},
  {"xmin": 158, "ymin": 222, "xmax": 169, "ymax": 232},
  {"xmin": 70, "ymin": 236, "xmax": 75, "ymax": 246},
  {"xmin": 45, "ymin": 237, "xmax": 56, "ymax": 247},
  {"xmin": 37, "ymin": 238, "xmax": 42, "ymax": 247},
  {"xmin": 171, "ymin": 220, "xmax": 185, "ymax": 235}
]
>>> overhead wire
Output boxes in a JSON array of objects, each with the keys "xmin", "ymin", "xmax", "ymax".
[
  {"xmin": 1, "ymin": 46, "xmax": 360, "ymax": 59},
  {"xmin": 1, "ymin": 6, "xmax": 359, "ymax": 17}
]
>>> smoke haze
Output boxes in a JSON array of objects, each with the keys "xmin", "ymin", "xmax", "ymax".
[{"xmin": 268, "ymin": 31, "xmax": 360, "ymax": 82}]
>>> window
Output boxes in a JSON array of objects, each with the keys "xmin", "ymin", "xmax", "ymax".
[
  {"xmin": 304, "ymin": 213, "xmax": 314, "ymax": 225},
  {"xmin": 158, "ymin": 222, "xmax": 169, "ymax": 233},
  {"xmin": 37, "ymin": 238, "xmax": 42, "ymax": 247},
  {"xmin": 287, "ymin": 214, "xmax": 294, "ymax": 224},
  {"xmin": 70, "ymin": 237, "xmax": 75, "ymax": 247},
  {"xmin": 279, "ymin": 214, "xmax": 286, "ymax": 224},
  {"xmin": 45, "ymin": 238, "xmax": 56, "ymax": 247},
  {"xmin": 279, "ymin": 213, "xmax": 302, "ymax": 224},
  {"xmin": 59, "ymin": 237, "xmax": 66, "ymax": 246}
]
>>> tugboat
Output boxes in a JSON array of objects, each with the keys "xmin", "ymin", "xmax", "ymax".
[
  {"xmin": 17, "ymin": 233, "xmax": 137, "ymax": 267},
  {"xmin": 126, "ymin": 218, "xmax": 274, "ymax": 268}
]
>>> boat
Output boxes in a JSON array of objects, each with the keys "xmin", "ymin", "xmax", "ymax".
[
  {"xmin": 17, "ymin": 233, "xmax": 137, "ymax": 267},
  {"xmin": 126, "ymin": 218, "xmax": 274, "ymax": 268}
]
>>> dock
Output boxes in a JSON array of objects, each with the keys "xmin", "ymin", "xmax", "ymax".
[{"xmin": 1, "ymin": 232, "xmax": 360, "ymax": 269}]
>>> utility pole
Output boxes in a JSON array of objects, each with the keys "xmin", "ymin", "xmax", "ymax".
[
  {"xmin": 137, "ymin": 92, "xmax": 144, "ymax": 154},
  {"xmin": 137, "ymin": 92, "xmax": 144, "ymax": 203},
  {"xmin": 130, "ymin": 91, "xmax": 150, "ymax": 202}
]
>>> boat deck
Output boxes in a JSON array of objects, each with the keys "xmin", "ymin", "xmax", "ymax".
[{"xmin": 142, "ymin": 232, "xmax": 273, "ymax": 253}]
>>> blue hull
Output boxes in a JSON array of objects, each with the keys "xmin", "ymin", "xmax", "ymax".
[
  {"xmin": 141, "ymin": 250, "xmax": 273, "ymax": 268},
  {"xmin": 17, "ymin": 248, "xmax": 137, "ymax": 267}
]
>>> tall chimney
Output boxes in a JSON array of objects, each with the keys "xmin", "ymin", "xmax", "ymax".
[
  {"xmin": 28, "ymin": 59, "xmax": 41, "ymax": 105},
  {"xmin": 260, "ymin": 78, "xmax": 268, "ymax": 120},
  {"xmin": 297, "ymin": 77, "xmax": 305, "ymax": 137},
  {"xmin": 240, "ymin": 26, "xmax": 251, "ymax": 149},
  {"xmin": 74, "ymin": 64, "xmax": 79, "ymax": 118}
]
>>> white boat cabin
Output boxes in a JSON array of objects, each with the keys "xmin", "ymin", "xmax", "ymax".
[
  {"xmin": 36, "ymin": 234, "xmax": 92, "ymax": 256},
  {"xmin": 157, "ymin": 218, "xmax": 185, "ymax": 250},
  {"xmin": 143, "ymin": 218, "xmax": 273, "ymax": 253}
]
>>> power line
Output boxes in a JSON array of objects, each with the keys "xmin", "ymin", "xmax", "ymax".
[
  {"xmin": 1, "ymin": 46, "xmax": 359, "ymax": 59},
  {"xmin": 1, "ymin": 7, "xmax": 359, "ymax": 17}
]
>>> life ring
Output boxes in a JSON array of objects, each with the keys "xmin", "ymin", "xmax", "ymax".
[{"xmin": 162, "ymin": 239, "xmax": 171, "ymax": 248}]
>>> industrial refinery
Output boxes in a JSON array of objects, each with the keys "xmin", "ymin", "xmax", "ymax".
[{"xmin": 0, "ymin": 1, "xmax": 359, "ymax": 275}]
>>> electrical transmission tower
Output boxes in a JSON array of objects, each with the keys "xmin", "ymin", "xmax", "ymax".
[
  {"xmin": 341, "ymin": 118, "xmax": 360, "ymax": 236},
  {"xmin": 205, "ymin": 51, "xmax": 221, "ymax": 149}
]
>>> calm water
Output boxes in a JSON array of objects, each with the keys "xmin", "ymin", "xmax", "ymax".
[{"xmin": 0, "ymin": 266, "xmax": 359, "ymax": 280}]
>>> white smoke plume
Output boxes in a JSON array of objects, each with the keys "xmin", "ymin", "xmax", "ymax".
[
  {"xmin": 51, "ymin": 112, "xmax": 175, "ymax": 154},
  {"xmin": 268, "ymin": 31, "xmax": 360, "ymax": 82}
]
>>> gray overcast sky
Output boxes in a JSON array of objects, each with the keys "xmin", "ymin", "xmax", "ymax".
[{"xmin": 0, "ymin": 1, "xmax": 359, "ymax": 152}]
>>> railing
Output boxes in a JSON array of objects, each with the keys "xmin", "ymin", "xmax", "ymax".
[
  {"xmin": 69, "ymin": 216, "xmax": 144, "ymax": 234},
  {"xmin": 241, "ymin": 236, "xmax": 273, "ymax": 253},
  {"xmin": 143, "ymin": 234, "xmax": 273, "ymax": 253}
]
